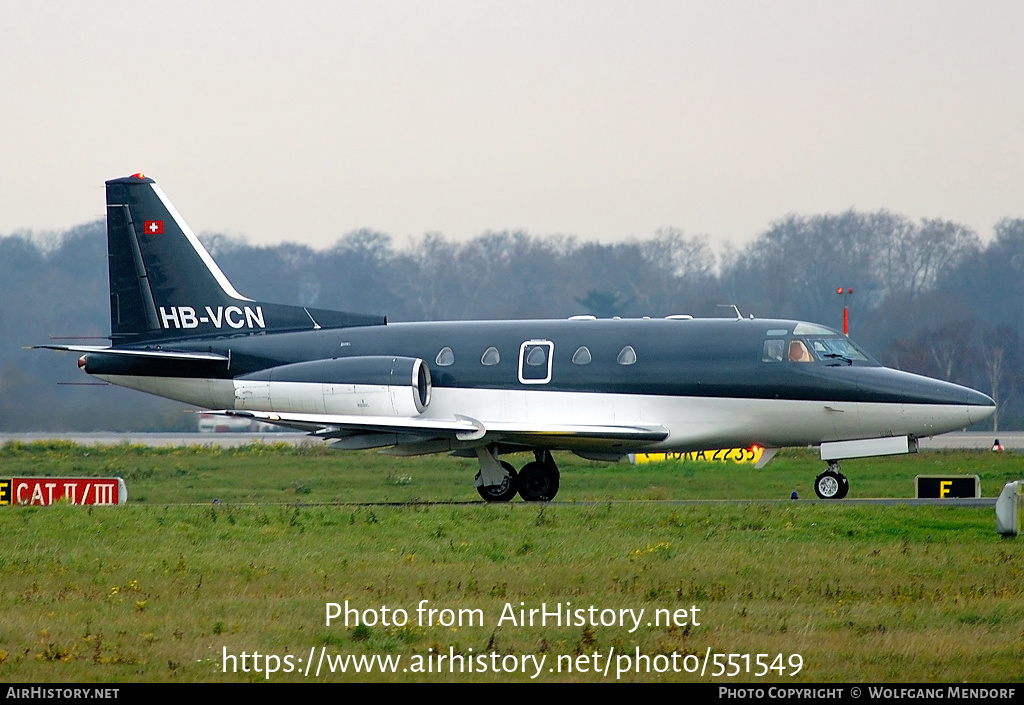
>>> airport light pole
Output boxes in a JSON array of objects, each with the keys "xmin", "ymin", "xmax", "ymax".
[{"xmin": 836, "ymin": 287, "xmax": 853, "ymax": 335}]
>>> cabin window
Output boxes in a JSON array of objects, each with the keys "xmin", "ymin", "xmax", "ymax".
[
  {"xmin": 787, "ymin": 340, "xmax": 814, "ymax": 363},
  {"xmin": 617, "ymin": 345, "xmax": 637, "ymax": 365},
  {"xmin": 481, "ymin": 346, "xmax": 500, "ymax": 366},
  {"xmin": 525, "ymin": 345, "xmax": 547, "ymax": 366},
  {"xmin": 436, "ymin": 347, "xmax": 455, "ymax": 366},
  {"xmin": 762, "ymin": 339, "xmax": 785, "ymax": 362},
  {"xmin": 572, "ymin": 346, "xmax": 592, "ymax": 365}
]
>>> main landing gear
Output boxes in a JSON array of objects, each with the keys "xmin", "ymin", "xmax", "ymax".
[
  {"xmin": 476, "ymin": 460, "xmax": 519, "ymax": 502},
  {"xmin": 475, "ymin": 448, "xmax": 560, "ymax": 502},
  {"xmin": 814, "ymin": 461, "xmax": 849, "ymax": 500}
]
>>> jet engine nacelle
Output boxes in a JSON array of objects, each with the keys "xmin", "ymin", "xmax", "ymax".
[{"xmin": 233, "ymin": 356, "xmax": 431, "ymax": 417}]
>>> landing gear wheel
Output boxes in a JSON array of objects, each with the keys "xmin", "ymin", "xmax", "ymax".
[
  {"xmin": 836, "ymin": 476, "xmax": 849, "ymax": 499},
  {"xmin": 518, "ymin": 461, "xmax": 560, "ymax": 502},
  {"xmin": 476, "ymin": 461, "xmax": 518, "ymax": 502},
  {"xmin": 814, "ymin": 467, "xmax": 849, "ymax": 500}
]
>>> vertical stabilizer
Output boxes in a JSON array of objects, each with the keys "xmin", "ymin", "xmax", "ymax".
[{"xmin": 104, "ymin": 174, "xmax": 384, "ymax": 342}]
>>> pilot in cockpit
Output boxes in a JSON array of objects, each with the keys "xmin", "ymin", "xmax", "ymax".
[{"xmin": 788, "ymin": 340, "xmax": 814, "ymax": 363}]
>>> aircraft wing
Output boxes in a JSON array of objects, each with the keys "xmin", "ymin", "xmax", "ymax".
[
  {"xmin": 219, "ymin": 410, "xmax": 483, "ymax": 438},
  {"xmin": 211, "ymin": 409, "xmax": 668, "ymax": 447}
]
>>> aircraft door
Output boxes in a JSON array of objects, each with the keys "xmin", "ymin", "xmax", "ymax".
[{"xmin": 518, "ymin": 340, "xmax": 554, "ymax": 384}]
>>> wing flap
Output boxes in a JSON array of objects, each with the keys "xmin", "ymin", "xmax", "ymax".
[{"xmin": 481, "ymin": 420, "xmax": 669, "ymax": 443}]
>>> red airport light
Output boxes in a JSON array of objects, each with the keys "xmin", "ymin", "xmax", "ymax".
[{"xmin": 836, "ymin": 287, "xmax": 854, "ymax": 335}]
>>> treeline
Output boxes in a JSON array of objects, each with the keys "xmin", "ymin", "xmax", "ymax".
[{"xmin": 2, "ymin": 212, "xmax": 1021, "ymax": 430}]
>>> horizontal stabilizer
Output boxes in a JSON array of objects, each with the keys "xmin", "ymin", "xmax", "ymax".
[{"xmin": 35, "ymin": 345, "xmax": 228, "ymax": 362}]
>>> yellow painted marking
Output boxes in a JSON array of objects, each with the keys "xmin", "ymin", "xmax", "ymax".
[{"xmin": 635, "ymin": 447, "xmax": 764, "ymax": 464}]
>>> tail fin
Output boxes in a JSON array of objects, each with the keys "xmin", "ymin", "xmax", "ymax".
[{"xmin": 105, "ymin": 174, "xmax": 384, "ymax": 342}]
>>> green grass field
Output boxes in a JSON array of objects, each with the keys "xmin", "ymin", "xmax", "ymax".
[{"xmin": 0, "ymin": 441, "xmax": 1021, "ymax": 682}]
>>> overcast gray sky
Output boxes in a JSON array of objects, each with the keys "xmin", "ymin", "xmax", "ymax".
[{"xmin": 2, "ymin": 1, "xmax": 1022, "ymax": 248}]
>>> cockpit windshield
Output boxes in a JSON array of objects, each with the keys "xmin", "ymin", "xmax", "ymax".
[
  {"xmin": 805, "ymin": 336, "xmax": 869, "ymax": 363},
  {"xmin": 762, "ymin": 329, "xmax": 872, "ymax": 365}
]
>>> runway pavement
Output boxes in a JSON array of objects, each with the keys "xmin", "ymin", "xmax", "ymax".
[
  {"xmin": 0, "ymin": 432, "xmax": 314, "ymax": 447},
  {"xmin": 917, "ymin": 432, "xmax": 1024, "ymax": 450}
]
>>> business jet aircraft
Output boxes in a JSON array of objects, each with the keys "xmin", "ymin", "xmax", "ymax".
[{"xmin": 41, "ymin": 175, "xmax": 995, "ymax": 501}]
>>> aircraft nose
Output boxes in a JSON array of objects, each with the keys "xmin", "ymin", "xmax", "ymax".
[
  {"xmin": 900, "ymin": 373, "xmax": 996, "ymax": 427},
  {"xmin": 882, "ymin": 369, "xmax": 990, "ymax": 405},
  {"xmin": 904, "ymin": 374, "xmax": 995, "ymax": 428},
  {"xmin": 966, "ymin": 387, "xmax": 997, "ymax": 425},
  {"xmin": 856, "ymin": 367, "xmax": 997, "ymax": 434}
]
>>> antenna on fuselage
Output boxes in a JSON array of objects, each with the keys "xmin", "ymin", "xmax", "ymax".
[{"xmin": 717, "ymin": 304, "xmax": 743, "ymax": 320}]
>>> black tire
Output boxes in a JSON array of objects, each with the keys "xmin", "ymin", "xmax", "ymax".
[
  {"xmin": 836, "ymin": 475, "xmax": 850, "ymax": 499},
  {"xmin": 814, "ymin": 469, "xmax": 849, "ymax": 500},
  {"xmin": 476, "ymin": 461, "xmax": 518, "ymax": 502},
  {"xmin": 518, "ymin": 461, "xmax": 560, "ymax": 502}
]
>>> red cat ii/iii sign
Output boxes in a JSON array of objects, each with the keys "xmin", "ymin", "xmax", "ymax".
[{"xmin": 0, "ymin": 478, "xmax": 128, "ymax": 506}]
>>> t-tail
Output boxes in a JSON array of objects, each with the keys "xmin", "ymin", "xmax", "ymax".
[{"xmin": 105, "ymin": 173, "xmax": 383, "ymax": 343}]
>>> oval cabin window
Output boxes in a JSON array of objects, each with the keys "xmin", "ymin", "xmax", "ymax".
[
  {"xmin": 481, "ymin": 347, "xmax": 500, "ymax": 366},
  {"xmin": 435, "ymin": 347, "xmax": 455, "ymax": 366},
  {"xmin": 525, "ymin": 345, "xmax": 547, "ymax": 366},
  {"xmin": 617, "ymin": 346, "xmax": 637, "ymax": 365},
  {"xmin": 572, "ymin": 346, "xmax": 592, "ymax": 365}
]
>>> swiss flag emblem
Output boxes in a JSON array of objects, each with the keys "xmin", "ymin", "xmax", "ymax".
[{"xmin": 144, "ymin": 220, "xmax": 164, "ymax": 235}]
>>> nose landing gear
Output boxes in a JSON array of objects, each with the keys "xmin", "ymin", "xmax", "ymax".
[{"xmin": 814, "ymin": 462, "xmax": 849, "ymax": 499}]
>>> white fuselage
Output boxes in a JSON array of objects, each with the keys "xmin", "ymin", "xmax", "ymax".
[{"xmin": 94, "ymin": 373, "xmax": 986, "ymax": 452}]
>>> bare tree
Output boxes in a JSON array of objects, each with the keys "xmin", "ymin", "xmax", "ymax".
[{"xmin": 980, "ymin": 324, "xmax": 1020, "ymax": 432}]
